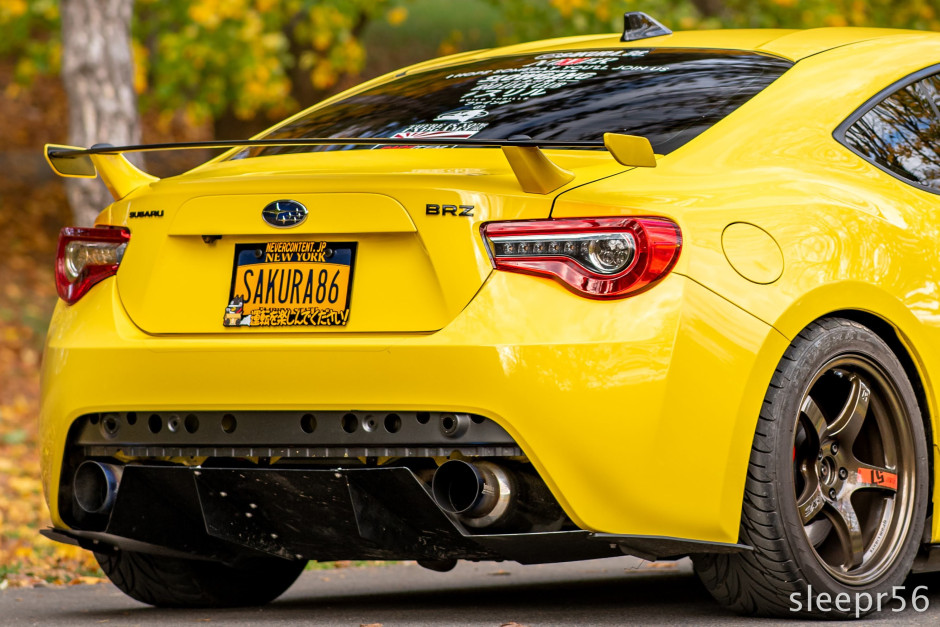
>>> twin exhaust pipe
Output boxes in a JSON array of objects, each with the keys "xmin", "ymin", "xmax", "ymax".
[
  {"xmin": 431, "ymin": 459, "xmax": 563, "ymax": 532},
  {"xmin": 432, "ymin": 460, "xmax": 513, "ymax": 528},
  {"xmin": 72, "ymin": 458, "xmax": 563, "ymax": 532},
  {"xmin": 73, "ymin": 461, "xmax": 122, "ymax": 516}
]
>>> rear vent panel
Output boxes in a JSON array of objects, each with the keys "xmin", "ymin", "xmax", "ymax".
[{"xmin": 76, "ymin": 410, "xmax": 521, "ymax": 459}]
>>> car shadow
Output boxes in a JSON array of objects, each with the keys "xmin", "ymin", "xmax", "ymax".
[
  {"xmin": 47, "ymin": 566, "xmax": 940, "ymax": 624},
  {"xmin": 59, "ymin": 569, "xmax": 729, "ymax": 624}
]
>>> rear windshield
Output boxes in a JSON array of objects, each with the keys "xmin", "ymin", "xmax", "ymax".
[{"xmin": 234, "ymin": 48, "xmax": 792, "ymax": 159}]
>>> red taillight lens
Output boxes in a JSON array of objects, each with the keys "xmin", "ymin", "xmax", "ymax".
[
  {"xmin": 482, "ymin": 217, "xmax": 681, "ymax": 299},
  {"xmin": 55, "ymin": 227, "xmax": 130, "ymax": 304}
]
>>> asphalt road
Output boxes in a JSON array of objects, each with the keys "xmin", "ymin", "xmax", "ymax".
[{"xmin": 2, "ymin": 556, "xmax": 940, "ymax": 626}]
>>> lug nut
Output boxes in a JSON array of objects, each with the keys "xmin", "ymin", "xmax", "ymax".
[
  {"xmin": 830, "ymin": 443, "xmax": 839, "ymax": 454},
  {"xmin": 839, "ymin": 468, "xmax": 848, "ymax": 480},
  {"xmin": 829, "ymin": 488, "xmax": 837, "ymax": 499}
]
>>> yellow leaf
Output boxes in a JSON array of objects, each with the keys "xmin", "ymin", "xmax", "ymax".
[
  {"xmin": 386, "ymin": 7, "xmax": 408, "ymax": 27},
  {"xmin": 311, "ymin": 61, "xmax": 337, "ymax": 90},
  {"xmin": 1, "ymin": 0, "xmax": 28, "ymax": 19}
]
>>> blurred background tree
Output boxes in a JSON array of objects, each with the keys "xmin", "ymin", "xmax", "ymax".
[
  {"xmin": 60, "ymin": 0, "xmax": 141, "ymax": 226},
  {"xmin": 1, "ymin": 0, "xmax": 412, "ymax": 145}
]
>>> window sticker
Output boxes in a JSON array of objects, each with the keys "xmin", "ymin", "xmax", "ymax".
[
  {"xmin": 434, "ymin": 108, "xmax": 489, "ymax": 123},
  {"xmin": 534, "ymin": 50, "xmax": 646, "ymax": 59},
  {"xmin": 459, "ymin": 69, "xmax": 599, "ymax": 106},
  {"xmin": 614, "ymin": 65, "xmax": 670, "ymax": 72},
  {"xmin": 392, "ymin": 122, "xmax": 488, "ymax": 140},
  {"xmin": 445, "ymin": 70, "xmax": 494, "ymax": 80},
  {"xmin": 524, "ymin": 57, "xmax": 618, "ymax": 70},
  {"xmin": 524, "ymin": 55, "xmax": 624, "ymax": 71}
]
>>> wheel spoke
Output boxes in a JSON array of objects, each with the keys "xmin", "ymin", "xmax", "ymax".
[
  {"xmin": 800, "ymin": 395, "xmax": 828, "ymax": 441},
  {"xmin": 825, "ymin": 497, "xmax": 866, "ymax": 570},
  {"xmin": 851, "ymin": 462, "xmax": 898, "ymax": 493},
  {"xmin": 796, "ymin": 477, "xmax": 825, "ymax": 524},
  {"xmin": 826, "ymin": 373, "xmax": 870, "ymax": 449},
  {"xmin": 805, "ymin": 518, "xmax": 833, "ymax": 547}
]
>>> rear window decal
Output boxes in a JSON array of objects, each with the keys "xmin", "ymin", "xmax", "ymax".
[{"xmin": 239, "ymin": 48, "xmax": 792, "ymax": 158}]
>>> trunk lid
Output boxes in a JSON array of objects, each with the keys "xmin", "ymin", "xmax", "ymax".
[{"xmin": 111, "ymin": 148, "xmax": 622, "ymax": 334}]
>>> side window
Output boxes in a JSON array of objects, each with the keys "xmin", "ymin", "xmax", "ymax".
[{"xmin": 843, "ymin": 74, "xmax": 940, "ymax": 191}]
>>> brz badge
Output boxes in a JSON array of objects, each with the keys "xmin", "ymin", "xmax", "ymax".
[
  {"xmin": 426, "ymin": 203, "xmax": 474, "ymax": 216},
  {"xmin": 262, "ymin": 199, "xmax": 308, "ymax": 228}
]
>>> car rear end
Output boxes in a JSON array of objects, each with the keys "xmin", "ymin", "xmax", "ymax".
[{"xmin": 40, "ymin": 38, "xmax": 795, "ymax": 567}]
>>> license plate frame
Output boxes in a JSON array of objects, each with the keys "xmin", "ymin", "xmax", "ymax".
[{"xmin": 223, "ymin": 241, "xmax": 357, "ymax": 328}]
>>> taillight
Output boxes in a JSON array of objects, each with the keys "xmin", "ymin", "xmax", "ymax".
[
  {"xmin": 55, "ymin": 227, "xmax": 130, "ymax": 304},
  {"xmin": 482, "ymin": 217, "xmax": 681, "ymax": 299}
]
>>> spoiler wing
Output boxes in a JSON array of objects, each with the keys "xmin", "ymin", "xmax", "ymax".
[{"xmin": 45, "ymin": 134, "xmax": 655, "ymax": 199}]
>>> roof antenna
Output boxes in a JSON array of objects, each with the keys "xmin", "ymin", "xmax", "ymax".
[{"xmin": 621, "ymin": 12, "xmax": 672, "ymax": 42}]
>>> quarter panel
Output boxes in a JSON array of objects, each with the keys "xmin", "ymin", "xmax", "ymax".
[{"xmin": 551, "ymin": 36, "xmax": 940, "ymax": 542}]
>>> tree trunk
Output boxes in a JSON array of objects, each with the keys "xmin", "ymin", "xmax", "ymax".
[{"xmin": 60, "ymin": 0, "xmax": 142, "ymax": 226}]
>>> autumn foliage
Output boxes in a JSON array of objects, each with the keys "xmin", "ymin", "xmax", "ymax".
[
  {"xmin": 1, "ymin": 0, "xmax": 407, "ymax": 129},
  {"xmin": 0, "ymin": 192, "xmax": 103, "ymax": 587},
  {"xmin": 0, "ymin": 64, "xmax": 102, "ymax": 585}
]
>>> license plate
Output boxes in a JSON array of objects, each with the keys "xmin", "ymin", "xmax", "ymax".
[{"xmin": 223, "ymin": 241, "xmax": 356, "ymax": 327}]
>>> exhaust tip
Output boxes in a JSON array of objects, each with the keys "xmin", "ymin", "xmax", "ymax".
[
  {"xmin": 431, "ymin": 460, "xmax": 485, "ymax": 514},
  {"xmin": 73, "ymin": 461, "xmax": 122, "ymax": 515}
]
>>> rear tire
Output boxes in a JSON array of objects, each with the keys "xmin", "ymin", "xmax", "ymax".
[
  {"xmin": 96, "ymin": 550, "xmax": 306, "ymax": 608},
  {"xmin": 694, "ymin": 318, "xmax": 928, "ymax": 618}
]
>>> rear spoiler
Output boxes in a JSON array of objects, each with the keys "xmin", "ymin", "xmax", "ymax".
[{"xmin": 44, "ymin": 134, "xmax": 656, "ymax": 199}]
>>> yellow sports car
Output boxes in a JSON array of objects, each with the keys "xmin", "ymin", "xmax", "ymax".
[{"xmin": 40, "ymin": 12, "xmax": 940, "ymax": 618}]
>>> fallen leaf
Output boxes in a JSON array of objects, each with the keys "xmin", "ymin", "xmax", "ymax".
[{"xmin": 641, "ymin": 562, "xmax": 679, "ymax": 570}]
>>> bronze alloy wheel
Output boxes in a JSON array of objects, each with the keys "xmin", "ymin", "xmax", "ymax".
[
  {"xmin": 793, "ymin": 357, "xmax": 916, "ymax": 585},
  {"xmin": 693, "ymin": 318, "xmax": 928, "ymax": 618}
]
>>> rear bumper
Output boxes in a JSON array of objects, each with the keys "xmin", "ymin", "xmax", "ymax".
[{"xmin": 40, "ymin": 271, "xmax": 788, "ymax": 544}]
